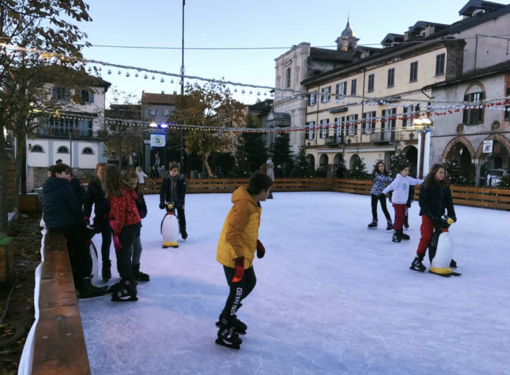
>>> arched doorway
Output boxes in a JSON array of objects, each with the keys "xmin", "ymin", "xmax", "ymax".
[
  {"xmin": 474, "ymin": 135, "xmax": 510, "ymax": 186},
  {"xmin": 319, "ymin": 154, "xmax": 329, "ymax": 170},
  {"xmin": 349, "ymin": 154, "xmax": 361, "ymax": 169},
  {"xmin": 403, "ymin": 146, "xmax": 418, "ymax": 177},
  {"xmin": 445, "ymin": 143, "xmax": 475, "ymax": 185},
  {"xmin": 307, "ymin": 154, "xmax": 315, "ymax": 170}
]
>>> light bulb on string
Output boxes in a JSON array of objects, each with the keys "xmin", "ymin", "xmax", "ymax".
[
  {"xmin": 152, "ymin": 76, "xmax": 155, "ymax": 80},
  {"xmin": 126, "ymin": 72, "xmax": 130, "ymax": 77},
  {"xmin": 108, "ymin": 69, "xmax": 112, "ymax": 74},
  {"xmin": 144, "ymin": 74, "xmax": 148, "ymax": 79},
  {"xmin": 117, "ymin": 70, "xmax": 121, "ymax": 75},
  {"xmin": 161, "ymin": 78, "xmax": 164, "ymax": 83},
  {"xmin": 135, "ymin": 73, "xmax": 139, "ymax": 78}
]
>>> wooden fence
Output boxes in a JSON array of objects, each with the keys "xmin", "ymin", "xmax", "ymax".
[
  {"xmin": 31, "ymin": 232, "xmax": 91, "ymax": 375},
  {"xmin": 81, "ymin": 178, "xmax": 510, "ymax": 211}
]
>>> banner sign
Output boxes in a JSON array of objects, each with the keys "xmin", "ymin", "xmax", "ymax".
[
  {"xmin": 150, "ymin": 133, "xmax": 165, "ymax": 147},
  {"xmin": 483, "ymin": 140, "xmax": 493, "ymax": 154}
]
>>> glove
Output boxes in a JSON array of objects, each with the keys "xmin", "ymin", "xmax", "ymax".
[
  {"xmin": 159, "ymin": 202, "xmax": 166, "ymax": 210},
  {"xmin": 256, "ymin": 239, "xmax": 265, "ymax": 259},
  {"xmin": 113, "ymin": 235, "xmax": 122, "ymax": 252},
  {"xmin": 176, "ymin": 199, "xmax": 184, "ymax": 208},
  {"xmin": 232, "ymin": 256, "xmax": 245, "ymax": 283},
  {"xmin": 84, "ymin": 216, "xmax": 90, "ymax": 225},
  {"xmin": 427, "ymin": 213, "xmax": 441, "ymax": 225},
  {"xmin": 451, "ymin": 216, "xmax": 457, "ymax": 223}
]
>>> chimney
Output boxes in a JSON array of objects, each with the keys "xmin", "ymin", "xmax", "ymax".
[
  {"xmin": 445, "ymin": 40, "xmax": 467, "ymax": 80},
  {"xmin": 425, "ymin": 25, "xmax": 436, "ymax": 37},
  {"xmin": 404, "ymin": 31, "xmax": 410, "ymax": 41},
  {"xmin": 161, "ymin": 91, "xmax": 165, "ymax": 94},
  {"xmin": 173, "ymin": 91, "xmax": 177, "ymax": 95}
]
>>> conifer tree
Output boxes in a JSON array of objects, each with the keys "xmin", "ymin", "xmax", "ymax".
[
  {"xmin": 347, "ymin": 155, "xmax": 370, "ymax": 179},
  {"xmin": 291, "ymin": 145, "xmax": 313, "ymax": 178},
  {"xmin": 242, "ymin": 114, "xmax": 267, "ymax": 173},
  {"xmin": 389, "ymin": 146, "xmax": 408, "ymax": 177},
  {"xmin": 229, "ymin": 141, "xmax": 251, "ymax": 178},
  {"xmin": 270, "ymin": 133, "xmax": 293, "ymax": 168}
]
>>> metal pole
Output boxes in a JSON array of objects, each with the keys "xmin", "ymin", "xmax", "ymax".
[
  {"xmin": 180, "ymin": 0, "xmax": 185, "ymax": 174},
  {"xmin": 69, "ymin": 132, "xmax": 73, "ymax": 169}
]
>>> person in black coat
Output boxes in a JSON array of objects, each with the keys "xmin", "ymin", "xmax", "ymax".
[
  {"xmin": 159, "ymin": 163, "xmax": 187, "ymax": 239},
  {"xmin": 42, "ymin": 163, "xmax": 106, "ymax": 299},
  {"xmin": 70, "ymin": 176, "xmax": 87, "ymax": 206},
  {"xmin": 83, "ymin": 163, "xmax": 112, "ymax": 282},
  {"xmin": 410, "ymin": 164, "xmax": 457, "ymax": 272}
]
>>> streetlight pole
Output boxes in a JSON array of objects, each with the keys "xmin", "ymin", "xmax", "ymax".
[{"xmin": 180, "ymin": 0, "xmax": 185, "ymax": 174}]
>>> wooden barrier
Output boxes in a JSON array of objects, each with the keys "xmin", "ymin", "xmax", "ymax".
[
  {"xmin": 31, "ymin": 232, "xmax": 91, "ymax": 375},
  {"xmin": 81, "ymin": 177, "xmax": 510, "ymax": 211}
]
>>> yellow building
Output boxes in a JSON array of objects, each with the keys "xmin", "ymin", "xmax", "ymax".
[{"xmin": 301, "ymin": 21, "xmax": 462, "ymax": 175}]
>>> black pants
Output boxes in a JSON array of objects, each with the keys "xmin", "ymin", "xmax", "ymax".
[
  {"xmin": 49, "ymin": 224, "xmax": 92, "ymax": 289},
  {"xmin": 371, "ymin": 194, "xmax": 391, "ymax": 221},
  {"xmin": 101, "ymin": 221, "xmax": 112, "ymax": 264},
  {"xmin": 116, "ymin": 223, "xmax": 141, "ymax": 280},
  {"xmin": 176, "ymin": 207, "xmax": 186, "ymax": 231},
  {"xmin": 221, "ymin": 266, "xmax": 256, "ymax": 319}
]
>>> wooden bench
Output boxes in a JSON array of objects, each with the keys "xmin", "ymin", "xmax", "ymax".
[{"xmin": 31, "ymin": 232, "xmax": 91, "ymax": 375}]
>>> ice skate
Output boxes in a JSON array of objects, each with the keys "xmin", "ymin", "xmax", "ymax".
[
  {"xmin": 404, "ymin": 215, "xmax": 409, "ymax": 230},
  {"xmin": 111, "ymin": 278, "xmax": 138, "ymax": 302},
  {"xmin": 215, "ymin": 317, "xmax": 242, "ymax": 349},
  {"xmin": 133, "ymin": 263, "xmax": 150, "ymax": 282},
  {"xmin": 77, "ymin": 277, "xmax": 108, "ymax": 299},
  {"xmin": 367, "ymin": 219, "xmax": 378, "ymax": 229},
  {"xmin": 215, "ymin": 315, "xmax": 247, "ymax": 335},
  {"xmin": 410, "ymin": 255, "xmax": 426, "ymax": 272},
  {"xmin": 386, "ymin": 220, "xmax": 394, "ymax": 232},
  {"xmin": 400, "ymin": 230, "xmax": 410, "ymax": 241},
  {"xmin": 392, "ymin": 230, "xmax": 402, "ymax": 243},
  {"xmin": 181, "ymin": 228, "xmax": 188, "ymax": 241}
]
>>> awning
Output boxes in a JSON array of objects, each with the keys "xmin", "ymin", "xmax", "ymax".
[{"xmin": 329, "ymin": 106, "xmax": 349, "ymax": 114}]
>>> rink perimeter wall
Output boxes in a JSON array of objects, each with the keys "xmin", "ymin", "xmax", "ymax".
[{"xmin": 132, "ymin": 178, "xmax": 510, "ymax": 211}]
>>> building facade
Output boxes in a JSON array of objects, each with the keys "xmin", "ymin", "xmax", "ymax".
[
  {"xmin": 141, "ymin": 91, "xmax": 177, "ymax": 124},
  {"xmin": 27, "ymin": 77, "xmax": 111, "ymax": 188},
  {"xmin": 427, "ymin": 2, "xmax": 510, "ymax": 186}
]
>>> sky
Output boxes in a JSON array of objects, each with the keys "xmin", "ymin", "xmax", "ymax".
[{"xmin": 78, "ymin": 0, "xmax": 473, "ymax": 108}]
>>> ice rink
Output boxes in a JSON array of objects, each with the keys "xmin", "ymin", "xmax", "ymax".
[{"xmin": 80, "ymin": 192, "xmax": 510, "ymax": 375}]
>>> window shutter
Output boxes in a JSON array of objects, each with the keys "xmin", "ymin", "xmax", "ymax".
[
  {"xmin": 336, "ymin": 83, "xmax": 340, "ymax": 98},
  {"xmin": 506, "ymin": 87, "xmax": 510, "ymax": 96},
  {"xmin": 89, "ymin": 91, "xmax": 95, "ymax": 104},
  {"xmin": 65, "ymin": 88, "xmax": 71, "ymax": 100},
  {"xmin": 52, "ymin": 87, "xmax": 58, "ymax": 99},
  {"xmin": 343, "ymin": 82, "xmax": 347, "ymax": 96}
]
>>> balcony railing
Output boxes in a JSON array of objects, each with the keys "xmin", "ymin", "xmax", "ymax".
[
  {"xmin": 36, "ymin": 127, "xmax": 94, "ymax": 138},
  {"xmin": 370, "ymin": 131, "xmax": 398, "ymax": 143}
]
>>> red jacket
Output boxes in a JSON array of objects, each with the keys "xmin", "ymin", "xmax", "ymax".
[{"xmin": 109, "ymin": 187, "xmax": 141, "ymax": 236}]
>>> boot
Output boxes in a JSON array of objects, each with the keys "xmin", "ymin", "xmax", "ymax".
[
  {"xmin": 392, "ymin": 230, "xmax": 402, "ymax": 243},
  {"xmin": 102, "ymin": 260, "xmax": 112, "ymax": 282},
  {"xmin": 404, "ymin": 214, "xmax": 409, "ymax": 230},
  {"xmin": 215, "ymin": 304, "xmax": 247, "ymax": 335},
  {"xmin": 450, "ymin": 259, "xmax": 457, "ymax": 268},
  {"xmin": 401, "ymin": 229, "xmax": 410, "ymax": 241},
  {"xmin": 133, "ymin": 263, "xmax": 150, "ymax": 282},
  {"xmin": 111, "ymin": 277, "xmax": 138, "ymax": 302},
  {"xmin": 78, "ymin": 277, "xmax": 108, "ymax": 299},
  {"xmin": 367, "ymin": 218, "xmax": 378, "ymax": 229},
  {"xmin": 386, "ymin": 220, "xmax": 394, "ymax": 232},
  {"xmin": 215, "ymin": 315, "xmax": 242, "ymax": 349},
  {"xmin": 410, "ymin": 254, "xmax": 426, "ymax": 272}
]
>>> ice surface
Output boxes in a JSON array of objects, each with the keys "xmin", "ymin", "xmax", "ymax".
[{"xmin": 80, "ymin": 192, "xmax": 510, "ymax": 375}]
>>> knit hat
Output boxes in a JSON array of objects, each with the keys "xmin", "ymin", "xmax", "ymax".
[{"xmin": 267, "ymin": 159, "xmax": 272, "ymax": 164}]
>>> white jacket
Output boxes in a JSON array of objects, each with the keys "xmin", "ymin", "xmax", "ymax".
[
  {"xmin": 137, "ymin": 171, "xmax": 148, "ymax": 184},
  {"xmin": 382, "ymin": 174, "xmax": 423, "ymax": 204}
]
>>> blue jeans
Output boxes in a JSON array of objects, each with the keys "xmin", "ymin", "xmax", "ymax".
[
  {"xmin": 101, "ymin": 222, "xmax": 112, "ymax": 264},
  {"xmin": 130, "ymin": 236, "xmax": 143, "ymax": 266}
]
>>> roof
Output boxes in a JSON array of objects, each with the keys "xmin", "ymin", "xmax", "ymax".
[
  {"xmin": 341, "ymin": 20, "xmax": 355, "ymax": 38},
  {"xmin": 408, "ymin": 21, "xmax": 449, "ymax": 36},
  {"xmin": 424, "ymin": 60, "xmax": 510, "ymax": 89},
  {"xmin": 310, "ymin": 47, "xmax": 356, "ymax": 63},
  {"xmin": 141, "ymin": 91, "xmax": 177, "ymax": 105},
  {"xmin": 247, "ymin": 99, "xmax": 273, "ymax": 112},
  {"xmin": 459, "ymin": 0, "xmax": 506, "ymax": 16},
  {"xmin": 302, "ymin": 4, "xmax": 510, "ymax": 86}
]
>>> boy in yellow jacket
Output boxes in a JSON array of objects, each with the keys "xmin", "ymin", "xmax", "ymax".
[{"xmin": 215, "ymin": 172, "xmax": 273, "ymax": 349}]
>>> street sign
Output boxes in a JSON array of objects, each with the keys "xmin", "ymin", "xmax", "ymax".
[
  {"xmin": 483, "ymin": 140, "xmax": 493, "ymax": 154},
  {"xmin": 144, "ymin": 140, "xmax": 151, "ymax": 144}
]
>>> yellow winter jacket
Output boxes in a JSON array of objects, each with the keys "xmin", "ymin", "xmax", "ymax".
[{"xmin": 216, "ymin": 186, "xmax": 261, "ymax": 269}]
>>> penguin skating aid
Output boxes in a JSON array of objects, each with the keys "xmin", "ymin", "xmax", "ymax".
[
  {"xmin": 161, "ymin": 203, "xmax": 180, "ymax": 248},
  {"xmin": 428, "ymin": 217, "xmax": 462, "ymax": 277}
]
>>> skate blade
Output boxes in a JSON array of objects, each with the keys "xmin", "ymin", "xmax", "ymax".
[
  {"xmin": 214, "ymin": 322, "xmax": 247, "ymax": 335},
  {"xmin": 111, "ymin": 295, "xmax": 139, "ymax": 302},
  {"xmin": 409, "ymin": 267, "xmax": 426, "ymax": 273},
  {"xmin": 215, "ymin": 338, "xmax": 241, "ymax": 350},
  {"xmin": 367, "ymin": 227, "xmax": 378, "ymax": 229}
]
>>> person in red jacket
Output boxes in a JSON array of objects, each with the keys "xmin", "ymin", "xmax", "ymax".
[{"xmin": 100, "ymin": 164, "xmax": 141, "ymax": 302}]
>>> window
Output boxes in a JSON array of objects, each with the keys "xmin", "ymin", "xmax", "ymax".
[
  {"xmin": 53, "ymin": 87, "xmax": 68, "ymax": 101},
  {"xmin": 309, "ymin": 92, "xmax": 316, "ymax": 106},
  {"xmin": 286, "ymin": 68, "xmax": 291, "ymax": 88},
  {"xmin": 402, "ymin": 104, "xmax": 421, "ymax": 127},
  {"xmin": 321, "ymin": 86, "xmax": 331, "ymax": 103},
  {"xmin": 82, "ymin": 147, "xmax": 94, "ymax": 155},
  {"xmin": 436, "ymin": 53, "xmax": 445, "ymax": 76},
  {"xmin": 387, "ymin": 68, "xmax": 395, "ymax": 88},
  {"xmin": 57, "ymin": 146, "xmax": 69, "ymax": 154},
  {"xmin": 363, "ymin": 111, "xmax": 376, "ymax": 134},
  {"xmin": 410, "ymin": 61, "xmax": 419, "ymax": 82},
  {"xmin": 368, "ymin": 74, "xmax": 375, "ymax": 93},
  {"xmin": 335, "ymin": 82, "xmax": 347, "ymax": 99},
  {"xmin": 351, "ymin": 79, "xmax": 357, "ymax": 95},
  {"xmin": 463, "ymin": 92, "xmax": 485, "ymax": 125},
  {"xmin": 320, "ymin": 119, "xmax": 329, "ymax": 139},
  {"xmin": 334, "ymin": 117, "xmax": 345, "ymax": 143},
  {"xmin": 382, "ymin": 108, "xmax": 397, "ymax": 130},
  {"xmin": 347, "ymin": 114, "xmax": 358, "ymax": 135},
  {"xmin": 149, "ymin": 109, "xmax": 157, "ymax": 116},
  {"xmin": 505, "ymin": 87, "xmax": 510, "ymax": 121},
  {"xmin": 163, "ymin": 109, "xmax": 170, "ymax": 116},
  {"xmin": 39, "ymin": 117, "xmax": 93, "ymax": 138},
  {"xmin": 305, "ymin": 121, "xmax": 315, "ymax": 140},
  {"xmin": 31, "ymin": 145, "xmax": 44, "ymax": 153},
  {"xmin": 81, "ymin": 90, "xmax": 94, "ymax": 104}
]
